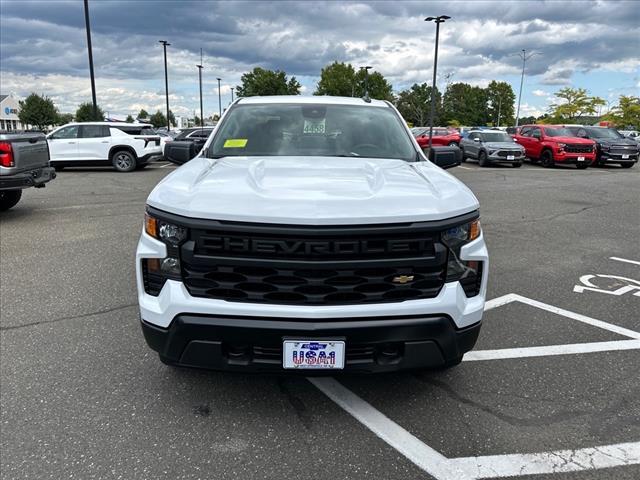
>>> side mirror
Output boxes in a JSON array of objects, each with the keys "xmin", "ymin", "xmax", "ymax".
[{"xmin": 429, "ymin": 145, "xmax": 461, "ymax": 169}]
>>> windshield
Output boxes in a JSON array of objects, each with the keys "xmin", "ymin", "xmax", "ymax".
[
  {"xmin": 545, "ymin": 127, "xmax": 572, "ymax": 137},
  {"xmin": 208, "ymin": 103, "xmax": 416, "ymax": 161},
  {"xmin": 481, "ymin": 132, "xmax": 513, "ymax": 142},
  {"xmin": 586, "ymin": 128, "xmax": 624, "ymax": 139}
]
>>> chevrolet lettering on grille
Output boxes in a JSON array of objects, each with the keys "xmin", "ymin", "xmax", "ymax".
[{"xmin": 203, "ymin": 236, "xmax": 431, "ymax": 256}]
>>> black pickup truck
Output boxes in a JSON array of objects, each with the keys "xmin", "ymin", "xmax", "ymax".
[
  {"xmin": 164, "ymin": 127, "xmax": 214, "ymax": 165},
  {"xmin": 0, "ymin": 132, "xmax": 56, "ymax": 210}
]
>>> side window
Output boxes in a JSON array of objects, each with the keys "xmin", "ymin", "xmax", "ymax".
[
  {"xmin": 532, "ymin": 127, "xmax": 542, "ymax": 138},
  {"xmin": 52, "ymin": 126, "xmax": 79, "ymax": 139},
  {"xmin": 519, "ymin": 126, "xmax": 532, "ymax": 137},
  {"xmin": 80, "ymin": 125, "xmax": 109, "ymax": 138},
  {"xmin": 468, "ymin": 133, "xmax": 478, "ymax": 141}
]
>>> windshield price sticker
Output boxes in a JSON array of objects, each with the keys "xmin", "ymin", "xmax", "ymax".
[
  {"xmin": 303, "ymin": 119, "xmax": 326, "ymax": 134},
  {"xmin": 283, "ymin": 340, "xmax": 345, "ymax": 369},
  {"xmin": 223, "ymin": 138, "xmax": 248, "ymax": 148}
]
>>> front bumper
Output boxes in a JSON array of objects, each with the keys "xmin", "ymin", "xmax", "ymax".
[
  {"xmin": 141, "ymin": 313, "xmax": 481, "ymax": 373},
  {"xmin": 0, "ymin": 166, "xmax": 56, "ymax": 190},
  {"xmin": 138, "ymin": 152, "xmax": 164, "ymax": 164},
  {"xmin": 553, "ymin": 152, "xmax": 595, "ymax": 164},
  {"xmin": 599, "ymin": 151, "xmax": 639, "ymax": 164}
]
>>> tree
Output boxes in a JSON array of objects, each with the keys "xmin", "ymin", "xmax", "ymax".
[
  {"xmin": 193, "ymin": 115, "xmax": 202, "ymax": 126},
  {"xmin": 235, "ymin": 67, "xmax": 301, "ymax": 97},
  {"xmin": 125, "ymin": 114, "xmax": 134, "ymax": 123},
  {"xmin": 442, "ymin": 83, "xmax": 488, "ymax": 126},
  {"xmin": 354, "ymin": 69, "xmax": 393, "ymax": 101},
  {"xmin": 149, "ymin": 110, "xmax": 167, "ymax": 128},
  {"xmin": 18, "ymin": 93, "xmax": 59, "ymax": 130},
  {"xmin": 168, "ymin": 110, "xmax": 176, "ymax": 127},
  {"xmin": 315, "ymin": 62, "xmax": 356, "ymax": 97},
  {"xmin": 56, "ymin": 113, "xmax": 74, "ymax": 125},
  {"xmin": 75, "ymin": 102, "xmax": 105, "ymax": 122},
  {"xmin": 548, "ymin": 87, "xmax": 605, "ymax": 122},
  {"xmin": 138, "ymin": 109, "xmax": 149, "ymax": 119},
  {"xmin": 485, "ymin": 81, "xmax": 515, "ymax": 127},
  {"xmin": 395, "ymin": 83, "xmax": 441, "ymax": 127},
  {"xmin": 603, "ymin": 95, "xmax": 640, "ymax": 129}
]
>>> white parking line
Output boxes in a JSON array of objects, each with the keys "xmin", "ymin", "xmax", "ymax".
[
  {"xmin": 450, "ymin": 442, "xmax": 640, "ymax": 478},
  {"xmin": 464, "ymin": 339, "xmax": 640, "ymax": 361},
  {"xmin": 611, "ymin": 256, "xmax": 640, "ymax": 266},
  {"xmin": 309, "ymin": 377, "xmax": 471, "ymax": 480}
]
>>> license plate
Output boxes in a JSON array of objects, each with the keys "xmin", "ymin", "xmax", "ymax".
[
  {"xmin": 507, "ymin": 155, "xmax": 515, "ymax": 160},
  {"xmin": 283, "ymin": 339, "xmax": 345, "ymax": 369},
  {"xmin": 577, "ymin": 156, "xmax": 585, "ymax": 161},
  {"xmin": 622, "ymin": 154, "xmax": 629, "ymax": 159}
]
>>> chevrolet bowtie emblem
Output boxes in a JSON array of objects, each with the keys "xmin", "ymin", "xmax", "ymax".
[{"xmin": 392, "ymin": 275, "xmax": 415, "ymax": 284}]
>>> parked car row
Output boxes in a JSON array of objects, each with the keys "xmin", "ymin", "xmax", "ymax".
[{"xmin": 413, "ymin": 125, "xmax": 639, "ymax": 169}]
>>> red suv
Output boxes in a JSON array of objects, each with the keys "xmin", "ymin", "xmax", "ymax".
[
  {"xmin": 514, "ymin": 125, "xmax": 596, "ymax": 169},
  {"xmin": 414, "ymin": 127, "xmax": 461, "ymax": 150}
]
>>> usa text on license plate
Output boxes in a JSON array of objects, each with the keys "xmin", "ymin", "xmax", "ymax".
[{"xmin": 283, "ymin": 340, "xmax": 345, "ymax": 369}]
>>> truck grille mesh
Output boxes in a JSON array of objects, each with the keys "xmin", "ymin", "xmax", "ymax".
[{"xmin": 565, "ymin": 144, "xmax": 593, "ymax": 153}]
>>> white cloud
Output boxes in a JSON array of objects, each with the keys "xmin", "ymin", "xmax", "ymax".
[{"xmin": 532, "ymin": 89, "xmax": 548, "ymax": 97}]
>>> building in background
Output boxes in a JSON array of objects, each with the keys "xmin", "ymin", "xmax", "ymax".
[{"xmin": 0, "ymin": 94, "xmax": 23, "ymax": 131}]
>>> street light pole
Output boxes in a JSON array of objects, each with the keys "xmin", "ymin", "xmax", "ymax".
[
  {"xmin": 497, "ymin": 96, "xmax": 502, "ymax": 127},
  {"xmin": 196, "ymin": 49, "xmax": 204, "ymax": 132},
  {"xmin": 216, "ymin": 78, "xmax": 222, "ymax": 119},
  {"xmin": 425, "ymin": 15, "xmax": 450, "ymax": 151},
  {"xmin": 159, "ymin": 40, "xmax": 171, "ymax": 131},
  {"xmin": 515, "ymin": 49, "xmax": 538, "ymax": 128},
  {"xmin": 360, "ymin": 66, "xmax": 372, "ymax": 101},
  {"xmin": 83, "ymin": 0, "xmax": 98, "ymax": 120},
  {"xmin": 230, "ymin": 87, "xmax": 234, "ymax": 103}
]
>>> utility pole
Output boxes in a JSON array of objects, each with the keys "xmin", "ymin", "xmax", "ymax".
[
  {"xmin": 83, "ymin": 0, "xmax": 98, "ymax": 120},
  {"xmin": 425, "ymin": 15, "xmax": 450, "ymax": 151},
  {"xmin": 196, "ymin": 49, "xmax": 204, "ymax": 132},
  {"xmin": 497, "ymin": 97, "xmax": 502, "ymax": 127},
  {"xmin": 230, "ymin": 87, "xmax": 234, "ymax": 103},
  {"xmin": 216, "ymin": 78, "xmax": 222, "ymax": 119},
  {"xmin": 515, "ymin": 49, "xmax": 538, "ymax": 127},
  {"xmin": 159, "ymin": 40, "xmax": 171, "ymax": 131}
]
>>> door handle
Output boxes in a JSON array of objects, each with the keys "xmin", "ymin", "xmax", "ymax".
[{"xmin": 101, "ymin": 141, "xmax": 109, "ymax": 143}]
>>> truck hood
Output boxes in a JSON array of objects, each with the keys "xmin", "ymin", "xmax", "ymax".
[
  {"xmin": 147, "ymin": 156, "xmax": 479, "ymax": 225},
  {"xmin": 595, "ymin": 138, "xmax": 638, "ymax": 147}
]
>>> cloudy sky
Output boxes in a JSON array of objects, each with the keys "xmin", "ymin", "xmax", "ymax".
[{"xmin": 1, "ymin": 0, "xmax": 638, "ymax": 120}]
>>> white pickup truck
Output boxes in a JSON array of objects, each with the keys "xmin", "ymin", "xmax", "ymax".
[
  {"xmin": 47, "ymin": 122, "xmax": 163, "ymax": 172},
  {"xmin": 136, "ymin": 96, "xmax": 488, "ymax": 373}
]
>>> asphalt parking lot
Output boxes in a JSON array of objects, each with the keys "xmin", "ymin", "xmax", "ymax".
[{"xmin": 1, "ymin": 160, "xmax": 639, "ymax": 479}]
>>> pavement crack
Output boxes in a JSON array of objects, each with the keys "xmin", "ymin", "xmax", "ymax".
[
  {"xmin": 277, "ymin": 378, "xmax": 313, "ymax": 430},
  {"xmin": 413, "ymin": 375, "xmax": 588, "ymax": 427},
  {"xmin": 0, "ymin": 303, "xmax": 137, "ymax": 331}
]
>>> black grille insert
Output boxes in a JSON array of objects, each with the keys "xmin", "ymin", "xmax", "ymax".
[{"xmin": 565, "ymin": 144, "xmax": 593, "ymax": 153}]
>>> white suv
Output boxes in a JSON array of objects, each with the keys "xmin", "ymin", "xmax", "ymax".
[
  {"xmin": 136, "ymin": 96, "xmax": 488, "ymax": 373},
  {"xmin": 47, "ymin": 122, "xmax": 163, "ymax": 172}
]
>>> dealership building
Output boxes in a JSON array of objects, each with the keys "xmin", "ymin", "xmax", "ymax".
[{"xmin": 0, "ymin": 94, "xmax": 23, "ymax": 131}]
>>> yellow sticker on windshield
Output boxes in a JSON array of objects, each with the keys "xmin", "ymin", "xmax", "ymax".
[{"xmin": 223, "ymin": 138, "xmax": 248, "ymax": 148}]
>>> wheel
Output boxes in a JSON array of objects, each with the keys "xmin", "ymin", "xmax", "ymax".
[
  {"xmin": 478, "ymin": 150, "xmax": 489, "ymax": 167},
  {"xmin": 0, "ymin": 190, "xmax": 22, "ymax": 211},
  {"xmin": 459, "ymin": 148, "xmax": 466, "ymax": 162},
  {"xmin": 513, "ymin": 162, "xmax": 522, "ymax": 168},
  {"xmin": 112, "ymin": 150, "xmax": 137, "ymax": 172},
  {"xmin": 541, "ymin": 150, "xmax": 555, "ymax": 168},
  {"xmin": 576, "ymin": 163, "xmax": 589, "ymax": 170},
  {"xmin": 53, "ymin": 165, "xmax": 64, "ymax": 172},
  {"xmin": 620, "ymin": 163, "xmax": 634, "ymax": 168}
]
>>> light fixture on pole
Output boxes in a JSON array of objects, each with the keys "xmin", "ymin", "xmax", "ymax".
[
  {"xmin": 425, "ymin": 15, "xmax": 450, "ymax": 151},
  {"xmin": 159, "ymin": 40, "xmax": 171, "ymax": 131},
  {"xmin": 216, "ymin": 78, "xmax": 222, "ymax": 119},
  {"xmin": 83, "ymin": 0, "xmax": 98, "ymax": 120},
  {"xmin": 196, "ymin": 48, "xmax": 204, "ymax": 131},
  {"xmin": 514, "ymin": 49, "xmax": 539, "ymax": 127}
]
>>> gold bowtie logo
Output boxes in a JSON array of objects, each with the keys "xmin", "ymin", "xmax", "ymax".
[{"xmin": 392, "ymin": 275, "xmax": 415, "ymax": 284}]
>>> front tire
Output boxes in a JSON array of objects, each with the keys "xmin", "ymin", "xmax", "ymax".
[
  {"xmin": 541, "ymin": 150, "xmax": 555, "ymax": 168},
  {"xmin": 478, "ymin": 150, "xmax": 489, "ymax": 167},
  {"xmin": 112, "ymin": 150, "xmax": 137, "ymax": 172},
  {"xmin": 0, "ymin": 190, "xmax": 22, "ymax": 211}
]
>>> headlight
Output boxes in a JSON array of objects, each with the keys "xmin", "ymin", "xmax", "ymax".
[
  {"xmin": 442, "ymin": 219, "xmax": 483, "ymax": 297},
  {"xmin": 601, "ymin": 144, "xmax": 610, "ymax": 151},
  {"xmin": 142, "ymin": 211, "xmax": 187, "ymax": 295}
]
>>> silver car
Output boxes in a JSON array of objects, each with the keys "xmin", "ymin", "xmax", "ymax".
[{"xmin": 460, "ymin": 130, "xmax": 526, "ymax": 167}]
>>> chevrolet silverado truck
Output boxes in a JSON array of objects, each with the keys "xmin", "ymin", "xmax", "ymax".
[
  {"xmin": 136, "ymin": 96, "xmax": 488, "ymax": 373},
  {"xmin": 0, "ymin": 132, "xmax": 55, "ymax": 211},
  {"xmin": 514, "ymin": 125, "xmax": 596, "ymax": 169},
  {"xmin": 565, "ymin": 126, "xmax": 638, "ymax": 168}
]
